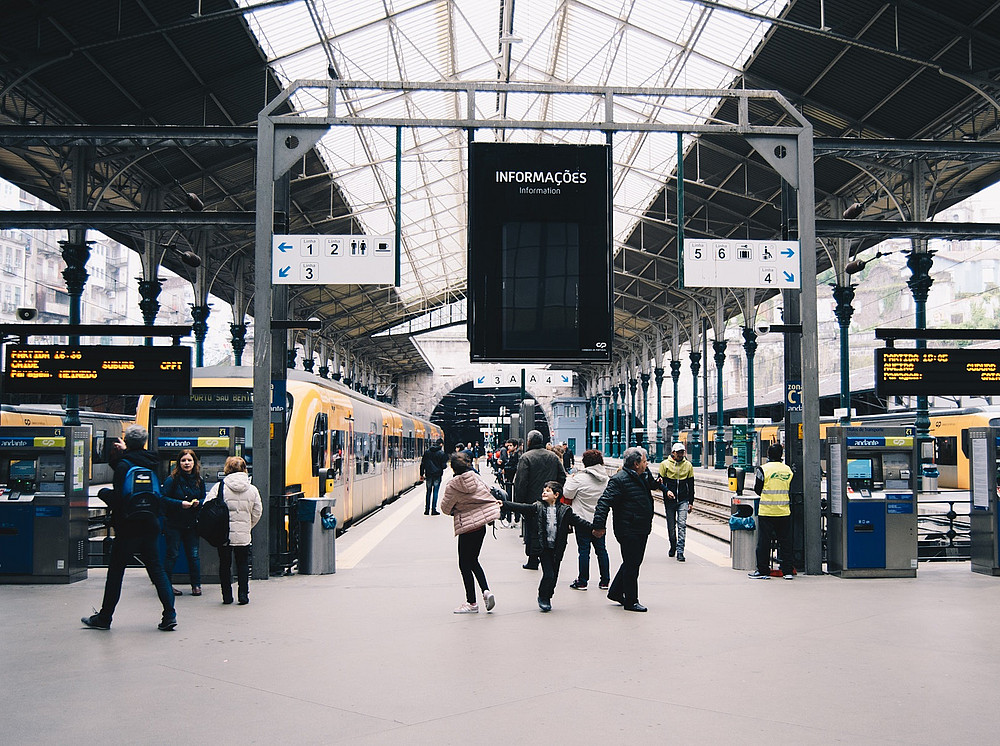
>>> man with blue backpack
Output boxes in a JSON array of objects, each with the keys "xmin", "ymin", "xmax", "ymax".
[{"xmin": 82, "ymin": 425, "xmax": 177, "ymax": 632}]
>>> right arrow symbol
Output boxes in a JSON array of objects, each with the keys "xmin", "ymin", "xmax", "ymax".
[{"xmin": 783, "ymin": 271, "xmax": 794, "ymax": 282}]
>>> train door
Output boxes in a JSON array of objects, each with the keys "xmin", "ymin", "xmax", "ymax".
[
  {"xmin": 344, "ymin": 418, "xmax": 355, "ymax": 523},
  {"xmin": 381, "ymin": 418, "xmax": 391, "ymax": 504}
]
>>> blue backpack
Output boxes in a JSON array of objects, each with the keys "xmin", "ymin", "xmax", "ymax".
[{"xmin": 120, "ymin": 459, "xmax": 161, "ymax": 525}]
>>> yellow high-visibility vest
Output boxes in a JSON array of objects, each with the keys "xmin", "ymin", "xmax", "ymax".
[{"xmin": 758, "ymin": 461, "xmax": 792, "ymax": 517}]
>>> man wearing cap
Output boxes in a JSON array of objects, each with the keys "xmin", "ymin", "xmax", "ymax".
[{"xmin": 658, "ymin": 442, "xmax": 695, "ymax": 562}]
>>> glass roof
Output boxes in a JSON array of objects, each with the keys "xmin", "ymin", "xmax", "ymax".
[{"xmin": 240, "ymin": 0, "xmax": 786, "ymax": 307}]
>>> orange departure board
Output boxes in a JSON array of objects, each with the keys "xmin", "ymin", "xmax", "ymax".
[
  {"xmin": 3, "ymin": 345, "xmax": 191, "ymax": 395},
  {"xmin": 876, "ymin": 348, "xmax": 1000, "ymax": 396}
]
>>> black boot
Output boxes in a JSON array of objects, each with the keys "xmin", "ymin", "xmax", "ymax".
[{"xmin": 222, "ymin": 584, "xmax": 233, "ymax": 604}]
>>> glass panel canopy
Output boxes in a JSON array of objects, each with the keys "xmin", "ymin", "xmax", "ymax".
[{"xmin": 239, "ymin": 0, "xmax": 786, "ymax": 307}]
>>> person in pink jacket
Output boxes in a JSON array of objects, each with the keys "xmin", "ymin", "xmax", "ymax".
[{"xmin": 439, "ymin": 451, "xmax": 500, "ymax": 614}]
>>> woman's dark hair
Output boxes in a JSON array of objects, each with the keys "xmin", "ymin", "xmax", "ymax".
[
  {"xmin": 581, "ymin": 449, "xmax": 604, "ymax": 467},
  {"xmin": 450, "ymin": 452, "xmax": 471, "ymax": 474},
  {"xmin": 169, "ymin": 448, "xmax": 202, "ymax": 481},
  {"xmin": 544, "ymin": 480, "xmax": 563, "ymax": 497}
]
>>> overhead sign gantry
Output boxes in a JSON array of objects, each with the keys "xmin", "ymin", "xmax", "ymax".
[{"xmin": 255, "ymin": 79, "xmax": 820, "ymax": 575}]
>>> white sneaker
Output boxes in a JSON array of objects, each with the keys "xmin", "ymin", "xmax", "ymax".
[
  {"xmin": 453, "ymin": 602, "xmax": 479, "ymax": 614},
  {"xmin": 483, "ymin": 590, "xmax": 495, "ymax": 612}
]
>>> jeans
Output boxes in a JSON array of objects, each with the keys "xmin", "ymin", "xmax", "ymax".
[
  {"xmin": 218, "ymin": 544, "xmax": 252, "ymax": 602},
  {"xmin": 424, "ymin": 476, "xmax": 442, "ymax": 513},
  {"xmin": 457, "ymin": 526, "xmax": 489, "ymax": 604},
  {"xmin": 537, "ymin": 546, "xmax": 562, "ymax": 602},
  {"xmin": 575, "ymin": 525, "xmax": 610, "ymax": 584},
  {"xmin": 664, "ymin": 500, "xmax": 690, "ymax": 555},
  {"xmin": 99, "ymin": 526, "xmax": 176, "ymax": 624},
  {"xmin": 164, "ymin": 524, "xmax": 201, "ymax": 587},
  {"xmin": 608, "ymin": 533, "xmax": 648, "ymax": 606},
  {"xmin": 502, "ymin": 477, "xmax": 517, "ymax": 522},
  {"xmin": 756, "ymin": 514, "xmax": 794, "ymax": 575}
]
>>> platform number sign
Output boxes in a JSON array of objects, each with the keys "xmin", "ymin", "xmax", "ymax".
[
  {"xmin": 682, "ymin": 239, "xmax": 800, "ymax": 290},
  {"xmin": 272, "ymin": 234, "xmax": 394, "ymax": 285}
]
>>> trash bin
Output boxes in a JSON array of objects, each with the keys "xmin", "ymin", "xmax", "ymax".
[
  {"xmin": 921, "ymin": 464, "xmax": 939, "ymax": 493},
  {"xmin": 730, "ymin": 495, "xmax": 758, "ymax": 571},
  {"xmin": 727, "ymin": 464, "xmax": 746, "ymax": 495},
  {"xmin": 298, "ymin": 497, "xmax": 336, "ymax": 574}
]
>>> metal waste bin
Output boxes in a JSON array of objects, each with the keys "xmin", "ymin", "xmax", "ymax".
[
  {"xmin": 298, "ymin": 498, "xmax": 336, "ymax": 574},
  {"xmin": 921, "ymin": 464, "xmax": 939, "ymax": 493},
  {"xmin": 730, "ymin": 495, "xmax": 758, "ymax": 571}
]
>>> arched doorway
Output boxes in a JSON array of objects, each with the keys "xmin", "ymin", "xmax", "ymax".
[{"xmin": 430, "ymin": 382, "xmax": 549, "ymax": 453}]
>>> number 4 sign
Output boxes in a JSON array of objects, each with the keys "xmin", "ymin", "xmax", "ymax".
[{"xmin": 682, "ymin": 239, "xmax": 800, "ymax": 289}]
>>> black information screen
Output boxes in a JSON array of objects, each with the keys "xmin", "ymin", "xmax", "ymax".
[
  {"xmin": 875, "ymin": 348, "xmax": 1000, "ymax": 396},
  {"xmin": 3, "ymin": 345, "xmax": 192, "ymax": 395},
  {"xmin": 468, "ymin": 142, "xmax": 611, "ymax": 363}
]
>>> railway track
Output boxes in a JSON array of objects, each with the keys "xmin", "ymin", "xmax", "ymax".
[{"xmin": 654, "ymin": 492, "xmax": 732, "ymax": 544}]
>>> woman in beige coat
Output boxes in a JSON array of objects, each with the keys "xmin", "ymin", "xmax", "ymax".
[
  {"xmin": 203, "ymin": 456, "xmax": 262, "ymax": 605},
  {"xmin": 439, "ymin": 451, "xmax": 500, "ymax": 614}
]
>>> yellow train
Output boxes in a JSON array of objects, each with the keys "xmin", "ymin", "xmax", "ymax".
[{"xmin": 135, "ymin": 366, "xmax": 442, "ymax": 532}]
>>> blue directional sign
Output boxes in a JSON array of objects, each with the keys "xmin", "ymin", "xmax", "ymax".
[{"xmin": 786, "ymin": 380, "xmax": 802, "ymax": 412}]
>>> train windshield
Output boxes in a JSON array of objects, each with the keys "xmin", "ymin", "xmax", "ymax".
[
  {"xmin": 150, "ymin": 389, "xmax": 293, "ymax": 470},
  {"xmin": 150, "ymin": 388, "xmax": 293, "ymax": 442}
]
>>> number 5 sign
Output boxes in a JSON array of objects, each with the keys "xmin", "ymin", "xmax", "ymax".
[{"xmin": 682, "ymin": 239, "xmax": 800, "ymax": 290}]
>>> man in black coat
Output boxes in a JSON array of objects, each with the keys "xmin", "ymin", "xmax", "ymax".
[
  {"xmin": 419, "ymin": 438, "xmax": 449, "ymax": 515},
  {"xmin": 592, "ymin": 446, "xmax": 656, "ymax": 612},
  {"xmin": 82, "ymin": 425, "xmax": 177, "ymax": 631},
  {"xmin": 513, "ymin": 430, "xmax": 567, "ymax": 570}
]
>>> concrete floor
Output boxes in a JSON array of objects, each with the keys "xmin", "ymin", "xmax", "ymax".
[{"xmin": 4, "ymin": 473, "xmax": 1000, "ymax": 745}]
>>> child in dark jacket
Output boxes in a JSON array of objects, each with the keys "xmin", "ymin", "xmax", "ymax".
[{"xmin": 500, "ymin": 481, "xmax": 593, "ymax": 612}]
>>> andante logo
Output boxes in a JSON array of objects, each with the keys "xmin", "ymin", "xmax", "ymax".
[{"xmin": 496, "ymin": 170, "xmax": 588, "ymax": 185}]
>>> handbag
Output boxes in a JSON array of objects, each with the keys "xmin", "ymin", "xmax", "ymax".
[{"xmin": 196, "ymin": 479, "xmax": 230, "ymax": 547}]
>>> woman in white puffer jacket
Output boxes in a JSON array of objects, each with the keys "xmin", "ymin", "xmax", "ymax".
[
  {"xmin": 203, "ymin": 456, "xmax": 262, "ymax": 606},
  {"xmin": 439, "ymin": 451, "xmax": 500, "ymax": 614}
]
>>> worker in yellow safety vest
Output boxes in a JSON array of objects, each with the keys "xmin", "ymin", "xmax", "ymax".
[{"xmin": 748, "ymin": 443, "xmax": 795, "ymax": 580}]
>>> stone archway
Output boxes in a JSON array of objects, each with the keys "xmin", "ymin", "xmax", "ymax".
[
  {"xmin": 428, "ymin": 381, "xmax": 551, "ymax": 452},
  {"xmin": 395, "ymin": 362, "xmax": 565, "ymax": 431}
]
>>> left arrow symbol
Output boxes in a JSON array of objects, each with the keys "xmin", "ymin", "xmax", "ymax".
[
  {"xmin": 278, "ymin": 266, "xmax": 291, "ymax": 277},
  {"xmin": 277, "ymin": 242, "xmax": 293, "ymax": 253}
]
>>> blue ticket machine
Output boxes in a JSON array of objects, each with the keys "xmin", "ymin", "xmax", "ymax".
[
  {"xmin": 154, "ymin": 426, "xmax": 245, "ymax": 586},
  {"xmin": 968, "ymin": 427, "xmax": 1000, "ymax": 576},
  {"xmin": 0, "ymin": 426, "xmax": 91, "ymax": 583},
  {"xmin": 826, "ymin": 426, "xmax": 918, "ymax": 578}
]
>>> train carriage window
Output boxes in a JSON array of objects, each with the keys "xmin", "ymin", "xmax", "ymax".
[
  {"xmin": 936, "ymin": 436, "xmax": 957, "ymax": 466},
  {"xmin": 311, "ymin": 413, "xmax": 329, "ymax": 476},
  {"xmin": 374, "ymin": 433, "xmax": 383, "ymax": 464},
  {"xmin": 331, "ymin": 430, "xmax": 344, "ymax": 479},
  {"xmin": 355, "ymin": 434, "xmax": 364, "ymax": 475},
  {"xmin": 93, "ymin": 429, "xmax": 107, "ymax": 463}
]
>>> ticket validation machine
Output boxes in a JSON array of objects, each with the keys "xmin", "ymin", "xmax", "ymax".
[
  {"xmin": 968, "ymin": 427, "xmax": 1000, "ymax": 576},
  {"xmin": 153, "ymin": 426, "xmax": 245, "ymax": 584},
  {"xmin": 826, "ymin": 427, "xmax": 918, "ymax": 578},
  {"xmin": 0, "ymin": 427, "xmax": 90, "ymax": 583},
  {"xmin": 155, "ymin": 426, "xmax": 245, "ymax": 485}
]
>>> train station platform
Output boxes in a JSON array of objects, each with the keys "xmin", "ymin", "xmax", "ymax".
[{"xmin": 4, "ymin": 471, "xmax": 999, "ymax": 744}]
